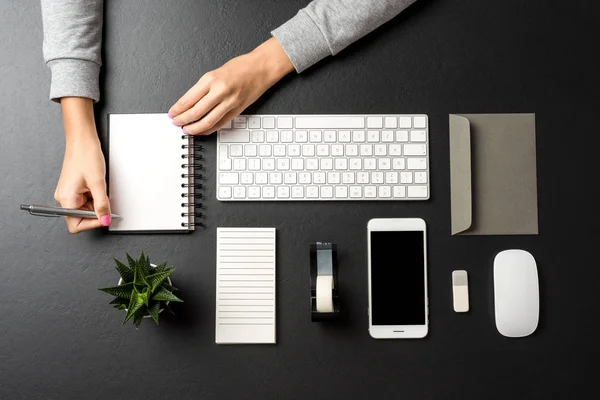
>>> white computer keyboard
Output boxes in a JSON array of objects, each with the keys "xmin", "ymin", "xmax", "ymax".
[{"xmin": 216, "ymin": 114, "xmax": 429, "ymax": 201}]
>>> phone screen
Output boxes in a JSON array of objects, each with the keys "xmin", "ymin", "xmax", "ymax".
[{"xmin": 371, "ymin": 231, "xmax": 426, "ymax": 326}]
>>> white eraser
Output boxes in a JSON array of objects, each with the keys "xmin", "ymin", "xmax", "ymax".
[{"xmin": 452, "ymin": 270, "xmax": 469, "ymax": 312}]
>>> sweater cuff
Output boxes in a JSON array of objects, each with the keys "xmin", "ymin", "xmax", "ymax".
[
  {"xmin": 271, "ymin": 10, "xmax": 332, "ymax": 74},
  {"xmin": 47, "ymin": 59, "xmax": 101, "ymax": 103}
]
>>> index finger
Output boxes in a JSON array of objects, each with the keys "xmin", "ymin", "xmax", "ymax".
[{"xmin": 168, "ymin": 77, "xmax": 210, "ymax": 119}]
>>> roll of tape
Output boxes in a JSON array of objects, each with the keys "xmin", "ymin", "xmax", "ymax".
[{"xmin": 316, "ymin": 275, "xmax": 334, "ymax": 313}]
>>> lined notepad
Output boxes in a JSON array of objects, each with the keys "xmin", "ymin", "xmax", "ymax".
[{"xmin": 216, "ymin": 228, "xmax": 276, "ymax": 344}]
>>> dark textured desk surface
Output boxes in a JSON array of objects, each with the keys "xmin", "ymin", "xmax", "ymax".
[{"xmin": 1, "ymin": 0, "xmax": 599, "ymax": 398}]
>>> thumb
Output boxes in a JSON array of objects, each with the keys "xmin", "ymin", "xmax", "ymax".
[{"xmin": 89, "ymin": 181, "xmax": 111, "ymax": 226}]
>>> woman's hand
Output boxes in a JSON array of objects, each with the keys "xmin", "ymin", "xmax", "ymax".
[
  {"xmin": 54, "ymin": 97, "xmax": 111, "ymax": 233},
  {"xmin": 169, "ymin": 37, "xmax": 294, "ymax": 135}
]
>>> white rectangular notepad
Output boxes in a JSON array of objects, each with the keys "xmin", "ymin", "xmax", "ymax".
[
  {"xmin": 108, "ymin": 114, "xmax": 201, "ymax": 232},
  {"xmin": 216, "ymin": 228, "xmax": 276, "ymax": 344}
]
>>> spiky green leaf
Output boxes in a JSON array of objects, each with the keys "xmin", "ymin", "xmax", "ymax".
[
  {"xmin": 139, "ymin": 251, "xmax": 151, "ymax": 276},
  {"xmin": 123, "ymin": 289, "xmax": 146, "ymax": 324},
  {"xmin": 133, "ymin": 256, "xmax": 148, "ymax": 287},
  {"xmin": 113, "ymin": 304, "xmax": 127, "ymax": 310},
  {"xmin": 151, "ymin": 287, "xmax": 183, "ymax": 302},
  {"xmin": 161, "ymin": 282, "xmax": 178, "ymax": 292},
  {"xmin": 132, "ymin": 309, "xmax": 145, "ymax": 329},
  {"xmin": 109, "ymin": 297, "xmax": 128, "ymax": 306},
  {"xmin": 163, "ymin": 302, "xmax": 175, "ymax": 315},
  {"xmin": 147, "ymin": 302, "xmax": 160, "ymax": 324},
  {"xmin": 126, "ymin": 253, "xmax": 137, "ymax": 269},
  {"xmin": 155, "ymin": 261, "xmax": 168, "ymax": 273},
  {"xmin": 146, "ymin": 270, "xmax": 174, "ymax": 293},
  {"xmin": 99, "ymin": 282, "xmax": 133, "ymax": 299},
  {"xmin": 114, "ymin": 258, "xmax": 134, "ymax": 283}
]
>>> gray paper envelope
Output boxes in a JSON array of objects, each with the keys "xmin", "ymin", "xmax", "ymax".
[{"xmin": 449, "ymin": 114, "xmax": 538, "ymax": 235}]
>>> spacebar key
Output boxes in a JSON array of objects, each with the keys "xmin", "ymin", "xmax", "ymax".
[
  {"xmin": 219, "ymin": 130, "xmax": 250, "ymax": 143},
  {"xmin": 295, "ymin": 116, "xmax": 365, "ymax": 129}
]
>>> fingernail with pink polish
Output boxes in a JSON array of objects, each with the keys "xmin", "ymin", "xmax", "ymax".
[
  {"xmin": 100, "ymin": 215, "xmax": 111, "ymax": 226},
  {"xmin": 172, "ymin": 119, "xmax": 179, "ymax": 126},
  {"xmin": 168, "ymin": 112, "xmax": 174, "ymax": 118},
  {"xmin": 182, "ymin": 127, "xmax": 189, "ymax": 135}
]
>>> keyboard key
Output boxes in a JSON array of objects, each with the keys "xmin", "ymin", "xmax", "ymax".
[
  {"xmin": 233, "ymin": 186, "xmax": 246, "ymax": 199},
  {"xmin": 248, "ymin": 186, "xmax": 261, "ymax": 198},
  {"xmin": 277, "ymin": 186, "xmax": 290, "ymax": 198},
  {"xmin": 255, "ymin": 172, "xmax": 268, "ymax": 184},
  {"xmin": 266, "ymin": 130, "xmax": 279, "ymax": 143},
  {"xmin": 324, "ymin": 130, "xmax": 336, "ymax": 142},
  {"xmin": 411, "ymin": 130, "xmax": 427, "ymax": 142},
  {"xmin": 407, "ymin": 158, "xmax": 427, "ymax": 170},
  {"xmin": 321, "ymin": 186, "xmax": 333, "ymax": 198},
  {"xmin": 314, "ymin": 172, "xmax": 326, "ymax": 184},
  {"xmin": 346, "ymin": 144, "xmax": 358, "ymax": 156},
  {"xmin": 367, "ymin": 116, "xmax": 383, "ymax": 129},
  {"xmin": 309, "ymin": 130, "xmax": 322, "ymax": 142},
  {"xmin": 334, "ymin": 158, "xmax": 348, "ymax": 170},
  {"xmin": 384, "ymin": 116, "xmax": 397, "ymax": 128},
  {"xmin": 349, "ymin": 158, "xmax": 362, "ymax": 170},
  {"xmin": 408, "ymin": 185, "xmax": 428, "ymax": 198},
  {"xmin": 378, "ymin": 186, "xmax": 391, "ymax": 198},
  {"xmin": 415, "ymin": 171, "xmax": 427, "ymax": 183},
  {"xmin": 219, "ymin": 186, "xmax": 232, "ymax": 199},
  {"xmin": 262, "ymin": 117, "xmax": 275, "ymax": 129},
  {"xmin": 367, "ymin": 131, "xmax": 380, "ymax": 142},
  {"xmin": 357, "ymin": 172, "xmax": 369, "ymax": 183},
  {"xmin": 389, "ymin": 144, "xmax": 402, "ymax": 155},
  {"xmin": 328, "ymin": 172, "xmax": 341, "ymax": 184},
  {"xmin": 259, "ymin": 144, "xmax": 271, "ymax": 156},
  {"xmin": 233, "ymin": 159, "xmax": 246, "ymax": 170},
  {"xmin": 263, "ymin": 159, "xmax": 275, "ymax": 170},
  {"xmin": 335, "ymin": 186, "xmax": 348, "ymax": 198},
  {"xmin": 320, "ymin": 158, "xmax": 333, "ymax": 170},
  {"xmin": 413, "ymin": 116, "xmax": 427, "ymax": 129},
  {"xmin": 220, "ymin": 158, "xmax": 232, "ymax": 171},
  {"xmin": 277, "ymin": 158, "xmax": 290, "ymax": 170},
  {"xmin": 350, "ymin": 186, "xmax": 362, "ymax": 198},
  {"xmin": 233, "ymin": 116, "xmax": 247, "ymax": 129},
  {"xmin": 338, "ymin": 130, "xmax": 351, "ymax": 142},
  {"xmin": 399, "ymin": 116, "xmax": 412, "ymax": 128},
  {"xmin": 372, "ymin": 172, "xmax": 384, "ymax": 184},
  {"xmin": 269, "ymin": 172, "xmax": 282, "ymax": 184},
  {"xmin": 360, "ymin": 144, "xmax": 373, "ymax": 156},
  {"xmin": 352, "ymin": 130, "xmax": 365, "ymax": 142},
  {"xmin": 382, "ymin": 130, "xmax": 394, "ymax": 142},
  {"xmin": 291, "ymin": 158, "xmax": 304, "ymax": 170},
  {"xmin": 392, "ymin": 158, "xmax": 406, "ymax": 169},
  {"xmin": 364, "ymin": 158, "xmax": 377, "ymax": 170},
  {"xmin": 230, "ymin": 144, "xmax": 243, "ymax": 157},
  {"xmin": 248, "ymin": 117, "xmax": 261, "ymax": 129},
  {"xmin": 296, "ymin": 116, "xmax": 364, "ymax": 129},
  {"xmin": 273, "ymin": 144, "xmax": 286, "ymax": 157},
  {"xmin": 306, "ymin": 158, "xmax": 319, "ymax": 170},
  {"xmin": 292, "ymin": 186, "xmax": 304, "ymax": 198},
  {"xmin": 317, "ymin": 144, "xmax": 330, "ymax": 156},
  {"xmin": 393, "ymin": 186, "xmax": 406, "ymax": 198},
  {"xmin": 244, "ymin": 144, "xmax": 257, "ymax": 157},
  {"xmin": 248, "ymin": 159, "xmax": 261, "ymax": 171},
  {"xmin": 284, "ymin": 172, "xmax": 297, "ymax": 184},
  {"xmin": 278, "ymin": 117, "xmax": 293, "ymax": 129},
  {"xmin": 342, "ymin": 172, "xmax": 355, "ymax": 184},
  {"xmin": 364, "ymin": 186, "xmax": 377, "ymax": 198},
  {"xmin": 385, "ymin": 171, "xmax": 398, "ymax": 184},
  {"xmin": 219, "ymin": 173, "xmax": 239, "ymax": 184},
  {"xmin": 295, "ymin": 130, "xmax": 308, "ymax": 143},
  {"xmin": 331, "ymin": 144, "xmax": 344, "ymax": 156},
  {"xmin": 220, "ymin": 130, "xmax": 250, "ymax": 143},
  {"xmin": 404, "ymin": 144, "xmax": 427, "ymax": 156},
  {"xmin": 299, "ymin": 172, "xmax": 311, "ymax": 183},
  {"xmin": 241, "ymin": 172, "xmax": 253, "ymax": 184},
  {"xmin": 307, "ymin": 186, "xmax": 319, "ymax": 198},
  {"xmin": 262, "ymin": 186, "xmax": 275, "ymax": 198},
  {"xmin": 288, "ymin": 144, "xmax": 301, "ymax": 156},
  {"xmin": 251, "ymin": 130, "xmax": 264, "ymax": 143},
  {"xmin": 374, "ymin": 144, "xmax": 387, "ymax": 156},
  {"xmin": 396, "ymin": 130, "xmax": 409, "ymax": 142},
  {"xmin": 302, "ymin": 144, "xmax": 315, "ymax": 156},
  {"xmin": 281, "ymin": 130, "xmax": 293, "ymax": 143},
  {"xmin": 378, "ymin": 158, "xmax": 391, "ymax": 170},
  {"xmin": 400, "ymin": 172, "xmax": 413, "ymax": 183}
]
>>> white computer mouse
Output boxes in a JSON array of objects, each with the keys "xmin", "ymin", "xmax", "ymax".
[{"xmin": 493, "ymin": 250, "xmax": 539, "ymax": 337}]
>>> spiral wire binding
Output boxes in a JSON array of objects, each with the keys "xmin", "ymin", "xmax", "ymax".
[{"xmin": 180, "ymin": 135, "xmax": 204, "ymax": 228}]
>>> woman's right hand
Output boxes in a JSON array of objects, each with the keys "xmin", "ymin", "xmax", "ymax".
[{"xmin": 54, "ymin": 97, "xmax": 111, "ymax": 233}]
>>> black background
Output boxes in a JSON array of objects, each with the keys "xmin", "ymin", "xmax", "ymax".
[
  {"xmin": 371, "ymin": 231, "xmax": 425, "ymax": 326},
  {"xmin": 1, "ymin": 0, "xmax": 599, "ymax": 399}
]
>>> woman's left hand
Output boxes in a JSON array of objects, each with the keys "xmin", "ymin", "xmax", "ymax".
[{"xmin": 168, "ymin": 37, "xmax": 294, "ymax": 135}]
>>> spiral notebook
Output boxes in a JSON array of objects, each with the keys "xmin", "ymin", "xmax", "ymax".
[{"xmin": 108, "ymin": 113, "xmax": 202, "ymax": 233}]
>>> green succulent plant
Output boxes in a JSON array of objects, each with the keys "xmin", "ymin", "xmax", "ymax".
[{"xmin": 99, "ymin": 252, "xmax": 183, "ymax": 328}]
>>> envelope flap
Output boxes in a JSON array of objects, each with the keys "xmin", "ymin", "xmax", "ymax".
[{"xmin": 449, "ymin": 114, "xmax": 472, "ymax": 235}]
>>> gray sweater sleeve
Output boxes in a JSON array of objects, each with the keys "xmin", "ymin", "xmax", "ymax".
[
  {"xmin": 272, "ymin": 0, "xmax": 417, "ymax": 73},
  {"xmin": 41, "ymin": 0, "xmax": 104, "ymax": 102}
]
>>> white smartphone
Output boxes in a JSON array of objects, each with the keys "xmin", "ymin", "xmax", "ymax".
[{"xmin": 368, "ymin": 218, "xmax": 428, "ymax": 339}]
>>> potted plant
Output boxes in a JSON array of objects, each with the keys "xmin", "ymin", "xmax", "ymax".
[{"xmin": 99, "ymin": 252, "xmax": 183, "ymax": 328}]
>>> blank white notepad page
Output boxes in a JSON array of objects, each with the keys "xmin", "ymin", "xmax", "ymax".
[
  {"xmin": 108, "ymin": 114, "xmax": 189, "ymax": 232},
  {"xmin": 216, "ymin": 228, "xmax": 276, "ymax": 344}
]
